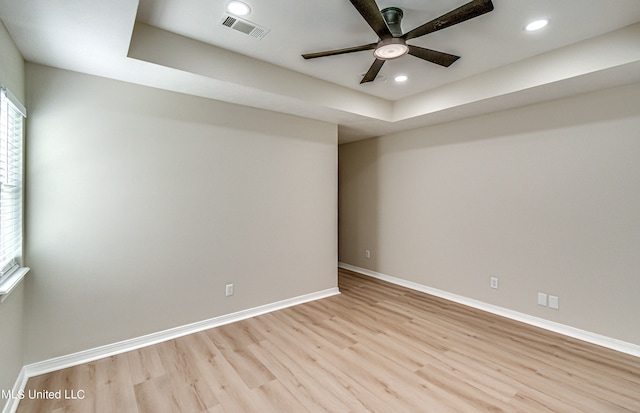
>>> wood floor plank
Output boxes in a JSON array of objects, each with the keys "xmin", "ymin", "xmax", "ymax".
[
  {"xmin": 15, "ymin": 268, "xmax": 640, "ymax": 412},
  {"xmin": 248, "ymin": 313, "xmax": 395, "ymax": 413},
  {"xmin": 249, "ymin": 337, "xmax": 354, "ymax": 412},
  {"xmin": 205, "ymin": 328, "xmax": 275, "ymax": 389},
  {"xmin": 195, "ymin": 351, "xmax": 264, "ymax": 412},
  {"xmin": 133, "ymin": 376, "xmax": 179, "ymax": 413},
  {"xmin": 93, "ymin": 354, "xmax": 138, "ymax": 413},
  {"xmin": 154, "ymin": 339, "xmax": 218, "ymax": 412},
  {"xmin": 252, "ymin": 380, "xmax": 311, "ymax": 413},
  {"xmin": 127, "ymin": 345, "xmax": 165, "ymax": 385}
]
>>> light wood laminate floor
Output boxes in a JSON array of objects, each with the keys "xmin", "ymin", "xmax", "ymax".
[{"xmin": 16, "ymin": 269, "xmax": 640, "ymax": 412}]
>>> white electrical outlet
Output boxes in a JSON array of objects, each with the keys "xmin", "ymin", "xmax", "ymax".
[
  {"xmin": 548, "ymin": 295, "xmax": 559, "ymax": 309},
  {"xmin": 538, "ymin": 292, "xmax": 548, "ymax": 306},
  {"xmin": 365, "ymin": 249, "xmax": 371, "ymax": 259},
  {"xmin": 490, "ymin": 276, "xmax": 499, "ymax": 289},
  {"xmin": 225, "ymin": 284, "xmax": 234, "ymax": 297}
]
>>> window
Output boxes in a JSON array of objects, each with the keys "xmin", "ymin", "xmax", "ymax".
[{"xmin": 0, "ymin": 87, "xmax": 27, "ymax": 300}]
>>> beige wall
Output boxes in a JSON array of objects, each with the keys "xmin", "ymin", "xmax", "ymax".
[
  {"xmin": 0, "ymin": 19, "xmax": 25, "ymax": 411},
  {"xmin": 339, "ymin": 82, "xmax": 640, "ymax": 345},
  {"xmin": 24, "ymin": 64, "xmax": 337, "ymax": 363}
]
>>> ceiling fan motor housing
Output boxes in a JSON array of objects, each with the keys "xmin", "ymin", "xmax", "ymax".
[{"xmin": 381, "ymin": 7, "xmax": 404, "ymax": 37}]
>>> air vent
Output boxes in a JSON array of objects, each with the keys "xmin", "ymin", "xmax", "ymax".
[{"xmin": 219, "ymin": 14, "xmax": 269, "ymax": 40}]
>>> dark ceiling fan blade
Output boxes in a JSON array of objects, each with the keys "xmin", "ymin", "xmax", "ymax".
[
  {"xmin": 408, "ymin": 45, "xmax": 460, "ymax": 67},
  {"xmin": 360, "ymin": 59, "xmax": 385, "ymax": 84},
  {"xmin": 302, "ymin": 43, "xmax": 377, "ymax": 59},
  {"xmin": 402, "ymin": 0, "xmax": 494, "ymax": 41},
  {"xmin": 349, "ymin": 0, "xmax": 393, "ymax": 39}
]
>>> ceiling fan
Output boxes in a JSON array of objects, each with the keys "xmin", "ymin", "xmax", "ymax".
[{"xmin": 302, "ymin": 0, "xmax": 494, "ymax": 84}]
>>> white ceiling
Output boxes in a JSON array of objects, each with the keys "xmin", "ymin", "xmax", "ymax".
[{"xmin": 1, "ymin": 0, "xmax": 640, "ymax": 143}]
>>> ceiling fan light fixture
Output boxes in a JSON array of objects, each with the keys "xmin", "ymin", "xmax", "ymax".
[
  {"xmin": 373, "ymin": 38, "xmax": 409, "ymax": 60},
  {"xmin": 525, "ymin": 19, "xmax": 548, "ymax": 32},
  {"xmin": 226, "ymin": 1, "xmax": 251, "ymax": 16},
  {"xmin": 301, "ymin": 0, "xmax": 495, "ymax": 84},
  {"xmin": 394, "ymin": 75, "xmax": 408, "ymax": 83}
]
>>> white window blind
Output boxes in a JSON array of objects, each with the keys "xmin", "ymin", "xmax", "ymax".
[{"xmin": 0, "ymin": 87, "xmax": 25, "ymax": 283}]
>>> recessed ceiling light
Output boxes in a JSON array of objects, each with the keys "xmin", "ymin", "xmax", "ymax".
[
  {"xmin": 226, "ymin": 1, "xmax": 251, "ymax": 16},
  {"xmin": 525, "ymin": 19, "xmax": 548, "ymax": 32},
  {"xmin": 394, "ymin": 75, "xmax": 408, "ymax": 83}
]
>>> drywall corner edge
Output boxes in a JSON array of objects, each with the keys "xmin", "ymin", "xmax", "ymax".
[{"xmin": 1, "ymin": 366, "xmax": 27, "ymax": 413}]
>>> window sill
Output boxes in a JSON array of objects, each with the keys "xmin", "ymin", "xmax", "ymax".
[{"xmin": 0, "ymin": 267, "xmax": 30, "ymax": 303}]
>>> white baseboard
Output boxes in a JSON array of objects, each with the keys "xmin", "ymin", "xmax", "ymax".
[
  {"xmin": 4, "ymin": 286, "xmax": 339, "ymax": 411},
  {"xmin": 338, "ymin": 262, "xmax": 640, "ymax": 358}
]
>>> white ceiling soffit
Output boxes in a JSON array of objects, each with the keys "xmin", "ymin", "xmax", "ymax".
[
  {"xmin": 1, "ymin": 0, "xmax": 640, "ymax": 143},
  {"xmin": 128, "ymin": 21, "xmax": 640, "ymax": 143}
]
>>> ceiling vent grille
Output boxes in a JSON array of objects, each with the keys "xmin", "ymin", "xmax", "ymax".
[{"xmin": 220, "ymin": 14, "xmax": 269, "ymax": 40}]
